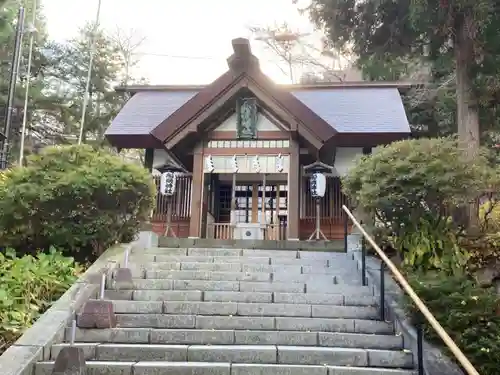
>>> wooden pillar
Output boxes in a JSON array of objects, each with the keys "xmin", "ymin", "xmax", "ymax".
[
  {"xmin": 251, "ymin": 183, "xmax": 258, "ymax": 223},
  {"xmin": 144, "ymin": 148, "xmax": 154, "ymax": 172},
  {"xmin": 288, "ymin": 139, "xmax": 300, "ymax": 240},
  {"xmin": 189, "ymin": 144, "xmax": 204, "ymax": 238}
]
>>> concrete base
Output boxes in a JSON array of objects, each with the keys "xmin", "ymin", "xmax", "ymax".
[
  {"xmin": 51, "ymin": 346, "xmax": 85, "ymax": 375},
  {"xmin": 112, "ymin": 268, "xmax": 134, "ymax": 290},
  {"xmin": 158, "ymin": 237, "xmax": 345, "ymax": 252},
  {"xmin": 77, "ymin": 300, "xmax": 116, "ymax": 329}
]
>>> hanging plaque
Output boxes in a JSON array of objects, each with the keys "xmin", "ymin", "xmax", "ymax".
[{"xmin": 236, "ymin": 97, "xmax": 258, "ymax": 139}]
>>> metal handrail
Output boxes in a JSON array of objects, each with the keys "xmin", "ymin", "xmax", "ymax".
[{"xmin": 342, "ymin": 205, "xmax": 480, "ymax": 375}]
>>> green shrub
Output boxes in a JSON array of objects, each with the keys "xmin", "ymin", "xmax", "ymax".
[
  {"xmin": 406, "ymin": 272, "xmax": 500, "ymax": 375},
  {"xmin": 342, "ymin": 137, "xmax": 494, "ymax": 270},
  {"xmin": 0, "ymin": 249, "xmax": 81, "ymax": 353},
  {"xmin": 0, "ymin": 145, "xmax": 156, "ymax": 262}
]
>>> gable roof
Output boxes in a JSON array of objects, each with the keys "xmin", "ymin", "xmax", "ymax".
[
  {"xmin": 104, "ymin": 38, "xmax": 412, "ymax": 150},
  {"xmin": 292, "ymin": 87, "xmax": 409, "ymax": 133}
]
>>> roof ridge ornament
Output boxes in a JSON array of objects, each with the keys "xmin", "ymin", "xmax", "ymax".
[{"xmin": 227, "ymin": 38, "xmax": 260, "ymax": 73}]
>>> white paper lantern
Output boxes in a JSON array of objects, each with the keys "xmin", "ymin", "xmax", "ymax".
[
  {"xmin": 231, "ymin": 155, "xmax": 239, "ymax": 173},
  {"xmin": 160, "ymin": 171, "xmax": 177, "ymax": 196},
  {"xmin": 205, "ymin": 155, "xmax": 215, "ymax": 173},
  {"xmin": 276, "ymin": 154, "xmax": 284, "ymax": 172},
  {"xmin": 309, "ymin": 172, "xmax": 326, "ymax": 198},
  {"xmin": 252, "ymin": 155, "xmax": 261, "ymax": 173}
]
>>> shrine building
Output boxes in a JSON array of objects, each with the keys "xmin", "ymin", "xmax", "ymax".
[{"xmin": 104, "ymin": 38, "xmax": 411, "ymax": 241}]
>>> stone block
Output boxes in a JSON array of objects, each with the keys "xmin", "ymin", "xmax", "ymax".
[
  {"xmin": 36, "ymin": 361, "xmax": 134, "ymax": 375},
  {"xmin": 271, "ymin": 258, "xmax": 328, "ymax": 266},
  {"xmin": 273, "ymin": 293, "xmax": 344, "ymax": 306},
  {"xmin": 180, "ymin": 262, "xmax": 242, "ymax": 272},
  {"xmin": 234, "ymin": 331, "xmax": 317, "ymax": 346},
  {"xmin": 311, "ymin": 305, "xmax": 379, "ymax": 320},
  {"xmin": 344, "ymin": 295, "xmax": 378, "ymax": 307},
  {"xmin": 51, "ymin": 344, "xmax": 96, "ymax": 360},
  {"xmin": 354, "ymin": 320, "xmax": 394, "ymax": 335},
  {"xmin": 77, "ymin": 300, "xmax": 116, "ymax": 329},
  {"xmin": 187, "ymin": 345, "xmax": 277, "ymax": 364},
  {"xmin": 14, "ymin": 309, "xmax": 69, "ymax": 360},
  {"xmin": 51, "ymin": 346, "xmax": 85, "ymax": 375},
  {"xmin": 65, "ymin": 328, "xmax": 150, "ymax": 344},
  {"xmin": 195, "ymin": 316, "xmax": 275, "ymax": 330},
  {"xmin": 0, "ymin": 345, "xmax": 43, "ymax": 375},
  {"xmin": 115, "ymin": 314, "xmax": 195, "ymax": 329},
  {"xmin": 172, "ymin": 280, "xmax": 239, "ymax": 291},
  {"xmin": 231, "ymin": 364, "xmax": 327, "ymax": 375},
  {"xmin": 203, "ymin": 291, "xmax": 272, "ymax": 303},
  {"xmin": 112, "ymin": 268, "xmax": 134, "ymax": 290},
  {"xmin": 188, "ymin": 248, "xmax": 243, "ymax": 257},
  {"xmin": 150, "ymin": 329, "xmax": 235, "ymax": 345},
  {"xmin": 213, "ymin": 256, "xmax": 270, "ymax": 264},
  {"xmin": 275, "ymin": 317, "xmax": 354, "ymax": 332},
  {"xmin": 96, "ymin": 344, "xmax": 188, "ymax": 361},
  {"xmin": 328, "ymin": 367, "xmax": 413, "ymax": 375},
  {"xmin": 155, "ymin": 255, "xmax": 212, "ymax": 263},
  {"xmin": 133, "ymin": 362, "xmax": 230, "ymax": 375},
  {"xmin": 132, "ymin": 279, "xmax": 173, "ymax": 290},
  {"xmin": 242, "ymin": 249, "xmax": 298, "ymax": 258},
  {"xmin": 367, "ymin": 349, "xmax": 414, "ymax": 368},
  {"xmin": 277, "ymin": 346, "xmax": 368, "ymax": 366},
  {"xmin": 103, "ymin": 290, "xmax": 133, "ymax": 300},
  {"xmin": 236, "ymin": 303, "xmax": 311, "ymax": 318},
  {"xmin": 239, "ymin": 281, "xmax": 305, "ymax": 293},
  {"xmin": 132, "ymin": 290, "xmax": 202, "ymax": 301},
  {"xmin": 273, "ymin": 273, "xmax": 334, "ymax": 283},
  {"xmin": 112, "ymin": 301, "xmax": 163, "ymax": 314},
  {"xmin": 143, "ymin": 247, "xmax": 187, "ymax": 255},
  {"xmin": 163, "ymin": 301, "xmax": 238, "ymax": 315},
  {"xmin": 318, "ymin": 332, "xmax": 403, "ymax": 350},
  {"xmin": 242, "ymin": 264, "xmax": 301, "ymax": 273},
  {"xmin": 147, "ymin": 262, "xmax": 181, "ymax": 270}
]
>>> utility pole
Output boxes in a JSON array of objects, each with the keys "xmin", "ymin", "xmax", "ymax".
[
  {"xmin": 77, "ymin": 0, "xmax": 103, "ymax": 145},
  {"xmin": 1, "ymin": 7, "xmax": 25, "ymax": 169},
  {"xmin": 19, "ymin": 0, "xmax": 38, "ymax": 166}
]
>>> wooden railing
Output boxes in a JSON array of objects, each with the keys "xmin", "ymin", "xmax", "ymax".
[
  {"xmin": 208, "ymin": 223, "xmax": 233, "ymax": 240},
  {"xmin": 301, "ymin": 176, "xmax": 350, "ymax": 221},
  {"xmin": 342, "ymin": 205, "xmax": 480, "ymax": 375},
  {"xmin": 151, "ymin": 175, "xmax": 192, "ymax": 222},
  {"xmin": 264, "ymin": 223, "xmax": 287, "ymax": 240},
  {"xmin": 207, "ymin": 223, "xmax": 288, "ymax": 240}
]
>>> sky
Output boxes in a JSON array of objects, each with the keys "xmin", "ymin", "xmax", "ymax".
[{"xmin": 43, "ymin": 0, "xmax": 317, "ymax": 85}]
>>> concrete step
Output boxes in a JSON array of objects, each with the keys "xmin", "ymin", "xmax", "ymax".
[
  {"xmin": 143, "ymin": 270, "xmax": 341, "ymax": 284},
  {"xmin": 113, "ymin": 315, "xmax": 393, "ymax": 334},
  {"xmin": 120, "ymin": 281, "xmax": 371, "ymax": 294},
  {"xmin": 102, "ymin": 290, "xmax": 377, "ymax": 306},
  {"xmin": 145, "ymin": 270, "xmax": 273, "ymax": 281},
  {"xmin": 134, "ymin": 255, "xmax": 344, "ymax": 267},
  {"xmin": 129, "ymin": 262, "xmax": 359, "ymax": 275},
  {"xmin": 110, "ymin": 301, "xmax": 379, "ymax": 319},
  {"xmin": 48, "ymin": 344, "xmax": 412, "ymax": 368},
  {"xmin": 35, "ymin": 361, "xmax": 417, "ymax": 375},
  {"xmin": 64, "ymin": 328, "xmax": 403, "ymax": 350}
]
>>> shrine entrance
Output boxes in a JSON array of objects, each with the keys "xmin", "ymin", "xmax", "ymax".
[{"xmin": 205, "ymin": 173, "xmax": 288, "ymax": 241}]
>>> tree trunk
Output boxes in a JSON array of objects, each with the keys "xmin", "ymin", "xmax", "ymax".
[{"xmin": 455, "ymin": 15, "xmax": 480, "ymax": 230}]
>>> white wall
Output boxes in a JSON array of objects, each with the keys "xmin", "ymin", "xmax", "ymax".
[{"xmin": 335, "ymin": 147, "xmax": 363, "ymax": 176}]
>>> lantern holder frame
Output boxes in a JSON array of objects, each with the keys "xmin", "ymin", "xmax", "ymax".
[{"xmin": 308, "ymin": 196, "xmax": 328, "ymax": 241}]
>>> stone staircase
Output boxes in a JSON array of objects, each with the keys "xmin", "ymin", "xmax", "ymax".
[{"xmin": 35, "ymin": 246, "xmax": 417, "ymax": 375}]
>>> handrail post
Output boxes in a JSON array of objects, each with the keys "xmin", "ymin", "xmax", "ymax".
[
  {"xmin": 416, "ymin": 312, "xmax": 425, "ymax": 375},
  {"xmin": 341, "ymin": 204, "xmax": 480, "ymax": 375},
  {"xmin": 343, "ymin": 213, "xmax": 348, "ymax": 252},
  {"xmin": 361, "ymin": 237, "xmax": 367, "ymax": 286},
  {"xmin": 380, "ymin": 262, "xmax": 385, "ymax": 321}
]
